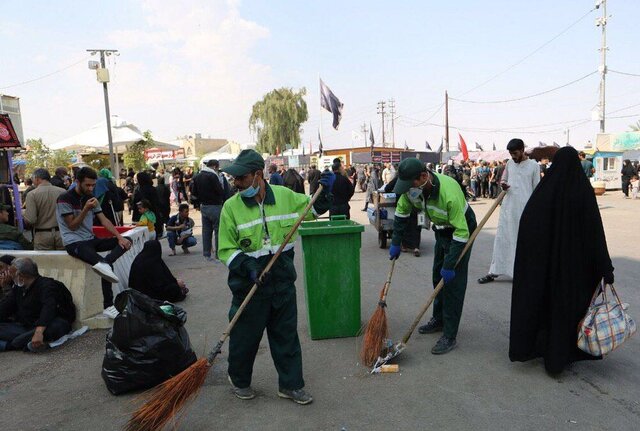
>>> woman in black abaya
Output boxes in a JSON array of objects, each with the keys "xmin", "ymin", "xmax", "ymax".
[
  {"xmin": 509, "ymin": 147, "xmax": 614, "ymax": 374},
  {"xmin": 129, "ymin": 240, "xmax": 188, "ymax": 303}
]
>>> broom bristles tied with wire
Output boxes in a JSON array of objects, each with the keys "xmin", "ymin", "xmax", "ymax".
[{"xmin": 360, "ymin": 260, "xmax": 396, "ymax": 367}]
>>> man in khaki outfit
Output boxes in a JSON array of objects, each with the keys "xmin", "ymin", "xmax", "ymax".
[{"xmin": 23, "ymin": 168, "xmax": 65, "ymax": 250}]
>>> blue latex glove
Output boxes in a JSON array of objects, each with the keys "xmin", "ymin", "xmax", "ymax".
[
  {"xmin": 249, "ymin": 270, "xmax": 270, "ymax": 287},
  {"xmin": 389, "ymin": 244, "xmax": 401, "ymax": 260},
  {"xmin": 440, "ymin": 268, "xmax": 455, "ymax": 284},
  {"xmin": 319, "ymin": 170, "xmax": 336, "ymax": 193}
]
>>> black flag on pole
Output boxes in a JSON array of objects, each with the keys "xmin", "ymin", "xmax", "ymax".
[
  {"xmin": 320, "ymin": 79, "xmax": 344, "ymax": 130},
  {"xmin": 539, "ymin": 141, "xmax": 547, "ymax": 147},
  {"xmin": 404, "ymin": 140, "xmax": 409, "ymax": 150},
  {"xmin": 492, "ymin": 142, "xmax": 496, "ymax": 151},
  {"xmin": 436, "ymin": 137, "xmax": 443, "ymax": 153},
  {"xmin": 369, "ymin": 122, "xmax": 375, "ymax": 147},
  {"xmin": 475, "ymin": 142, "xmax": 483, "ymax": 151},
  {"xmin": 318, "ymin": 130, "xmax": 323, "ymax": 157},
  {"xmin": 552, "ymin": 141, "xmax": 560, "ymax": 148},
  {"xmin": 425, "ymin": 140, "xmax": 432, "ymax": 151}
]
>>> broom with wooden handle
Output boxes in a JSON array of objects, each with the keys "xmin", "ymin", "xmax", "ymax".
[
  {"xmin": 126, "ymin": 185, "xmax": 325, "ymax": 431},
  {"xmin": 373, "ymin": 190, "xmax": 507, "ymax": 369},
  {"xmin": 360, "ymin": 258, "xmax": 397, "ymax": 367}
]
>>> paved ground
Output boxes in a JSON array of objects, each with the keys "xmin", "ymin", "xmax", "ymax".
[{"xmin": 1, "ymin": 190, "xmax": 639, "ymax": 431}]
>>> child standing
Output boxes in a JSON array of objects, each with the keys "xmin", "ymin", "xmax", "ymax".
[
  {"xmin": 136, "ymin": 199, "xmax": 157, "ymax": 240},
  {"xmin": 631, "ymin": 175, "xmax": 639, "ymax": 200}
]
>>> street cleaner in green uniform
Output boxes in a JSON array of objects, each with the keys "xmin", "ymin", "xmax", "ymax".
[
  {"xmin": 218, "ymin": 149, "xmax": 334, "ymax": 404},
  {"xmin": 389, "ymin": 158, "xmax": 477, "ymax": 354}
]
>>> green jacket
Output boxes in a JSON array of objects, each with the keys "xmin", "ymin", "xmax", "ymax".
[
  {"xmin": 219, "ymin": 183, "xmax": 330, "ymax": 298},
  {"xmin": 0, "ymin": 223, "xmax": 33, "ymax": 250},
  {"xmin": 392, "ymin": 172, "xmax": 473, "ymax": 269}
]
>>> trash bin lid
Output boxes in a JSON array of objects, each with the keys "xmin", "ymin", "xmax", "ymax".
[{"xmin": 298, "ymin": 219, "xmax": 365, "ymax": 236}]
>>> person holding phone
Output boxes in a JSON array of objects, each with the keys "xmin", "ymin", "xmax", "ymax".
[{"xmin": 478, "ymin": 139, "xmax": 540, "ymax": 284}]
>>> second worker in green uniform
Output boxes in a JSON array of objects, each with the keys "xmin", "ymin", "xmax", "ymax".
[
  {"xmin": 218, "ymin": 150, "xmax": 334, "ymax": 404},
  {"xmin": 389, "ymin": 158, "xmax": 477, "ymax": 354}
]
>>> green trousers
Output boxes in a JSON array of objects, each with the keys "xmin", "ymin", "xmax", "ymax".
[
  {"xmin": 431, "ymin": 219, "xmax": 477, "ymax": 339},
  {"xmin": 228, "ymin": 284, "xmax": 304, "ymax": 391}
]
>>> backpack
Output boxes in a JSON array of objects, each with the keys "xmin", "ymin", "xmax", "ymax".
[
  {"xmin": 47, "ymin": 277, "xmax": 77, "ymax": 323},
  {"xmin": 478, "ymin": 167, "xmax": 489, "ymax": 181}
]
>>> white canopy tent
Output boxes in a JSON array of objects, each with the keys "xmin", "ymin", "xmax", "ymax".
[
  {"xmin": 50, "ymin": 115, "xmax": 177, "ymax": 153},
  {"xmin": 200, "ymin": 142, "xmax": 256, "ymax": 165}
]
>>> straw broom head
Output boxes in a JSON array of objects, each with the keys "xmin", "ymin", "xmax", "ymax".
[
  {"xmin": 125, "ymin": 358, "xmax": 211, "ymax": 431},
  {"xmin": 360, "ymin": 288, "xmax": 389, "ymax": 367}
]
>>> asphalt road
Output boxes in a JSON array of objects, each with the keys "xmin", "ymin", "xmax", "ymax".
[{"xmin": 1, "ymin": 190, "xmax": 639, "ymax": 431}]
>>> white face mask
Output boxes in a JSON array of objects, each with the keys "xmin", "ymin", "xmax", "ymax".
[{"xmin": 408, "ymin": 176, "xmax": 430, "ymax": 200}]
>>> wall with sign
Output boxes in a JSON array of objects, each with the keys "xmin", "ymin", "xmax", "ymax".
[
  {"xmin": 145, "ymin": 148, "xmax": 185, "ymax": 161},
  {"xmin": 596, "ymin": 132, "xmax": 640, "ymax": 152}
]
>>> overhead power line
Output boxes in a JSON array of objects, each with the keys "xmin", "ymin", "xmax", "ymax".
[
  {"xmin": 450, "ymin": 71, "xmax": 597, "ymax": 104},
  {"xmin": 609, "ymin": 69, "xmax": 640, "ymax": 78},
  {"xmin": 458, "ymin": 7, "xmax": 597, "ymax": 97},
  {"xmin": 0, "ymin": 58, "xmax": 88, "ymax": 90}
]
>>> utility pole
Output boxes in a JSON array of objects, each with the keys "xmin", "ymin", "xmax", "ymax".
[
  {"xmin": 388, "ymin": 99, "xmax": 396, "ymax": 148},
  {"xmin": 444, "ymin": 90, "xmax": 450, "ymax": 152},
  {"xmin": 361, "ymin": 122, "xmax": 368, "ymax": 147},
  {"xmin": 87, "ymin": 49, "xmax": 119, "ymax": 174},
  {"xmin": 377, "ymin": 101, "xmax": 386, "ymax": 147},
  {"xmin": 565, "ymin": 129, "xmax": 570, "ymax": 146},
  {"xmin": 596, "ymin": 0, "xmax": 608, "ymax": 134}
]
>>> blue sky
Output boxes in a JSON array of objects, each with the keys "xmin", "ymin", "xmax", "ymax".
[{"xmin": 2, "ymin": 0, "xmax": 640, "ymax": 150}]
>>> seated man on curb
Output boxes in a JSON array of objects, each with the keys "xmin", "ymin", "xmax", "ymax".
[
  {"xmin": 166, "ymin": 203, "xmax": 197, "ymax": 256},
  {"xmin": 56, "ymin": 167, "xmax": 132, "ymax": 319},
  {"xmin": 0, "ymin": 205, "xmax": 33, "ymax": 250},
  {"xmin": 0, "ymin": 257, "xmax": 76, "ymax": 352}
]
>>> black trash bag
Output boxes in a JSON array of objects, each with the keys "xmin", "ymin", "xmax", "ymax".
[{"xmin": 101, "ymin": 289, "xmax": 197, "ymax": 395}]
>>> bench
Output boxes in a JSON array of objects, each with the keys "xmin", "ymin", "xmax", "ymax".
[{"xmin": 9, "ymin": 227, "xmax": 149, "ymax": 329}]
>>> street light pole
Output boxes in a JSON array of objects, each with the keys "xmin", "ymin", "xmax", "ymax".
[{"xmin": 87, "ymin": 49, "xmax": 118, "ymax": 174}]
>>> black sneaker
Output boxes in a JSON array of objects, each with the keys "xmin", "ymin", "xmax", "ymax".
[
  {"xmin": 431, "ymin": 336, "xmax": 457, "ymax": 355},
  {"xmin": 278, "ymin": 388, "xmax": 313, "ymax": 405},
  {"xmin": 228, "ymin": 376, "xmax": 256, "ymax": 400},
  {"xmin": 418, "ymin": 317, "xmax": 443, "ymax": 334}
]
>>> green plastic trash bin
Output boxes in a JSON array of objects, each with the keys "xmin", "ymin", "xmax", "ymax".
[{"xmin": 298, "ymin": 215, "xmax": 365, "ymax": 340}]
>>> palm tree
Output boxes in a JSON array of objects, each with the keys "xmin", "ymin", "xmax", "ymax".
[{"xmin": 630, "ymin": 120, "xmax": 640, "ymax": 132}]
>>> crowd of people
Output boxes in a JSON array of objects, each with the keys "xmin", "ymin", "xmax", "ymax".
[{"xmin": 0, "ymin": 142, "xmax": 628, "ymax": 407}]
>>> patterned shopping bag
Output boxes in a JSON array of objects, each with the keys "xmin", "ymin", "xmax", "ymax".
[{"xmin": 577, "ymin": 282, "xmax": 636, "ymax": 356}]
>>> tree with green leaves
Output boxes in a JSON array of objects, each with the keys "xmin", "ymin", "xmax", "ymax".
[
  {"xmin": 630, "ymin": 120, "xmax": 640, "ymax": 132},
  {"xmin": 123, "ymin": 130, "xmax": 154, "ymax": 171},
  {"xmin": 249, "ymin": 87, "xmax": 308, "ymax": 154},
  {"xmin": 23, "ymin": 138, "xmax": 72, "ymax": 177}
]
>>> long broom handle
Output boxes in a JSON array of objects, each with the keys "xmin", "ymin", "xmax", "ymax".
[
  {"xmin": 379, "ymin": 259, "xmax": 396, "ymax": 304},
  {"xmin": 401, "ymin": 190, "xmax": 506, "ymax": 344},
  {"xmin": 206, "ymin": 184, "xmax": 325, "ymax": 363}
]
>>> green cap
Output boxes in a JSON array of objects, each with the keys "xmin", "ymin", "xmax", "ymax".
[
  {"xmin": 222, "ymin": 149, "xmax": 265, "ymax": 177},
  {"xmin": 393, "ymin": 158, "xmax": 426, "ymax": 195}
]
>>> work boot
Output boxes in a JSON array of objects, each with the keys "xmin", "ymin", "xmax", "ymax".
[
  {"xmin": 278, "ymin": 388, "xmax": 313, "ymax": 405},
  {"xmin": 418, "ymin": 317, "xmax": 443, "ymax": 334},
  {"xmin": 431, "ymin": 335, "xmax": 457, "ymax": 355},
  {"xmin": 228, "ymin": 376, "xmax": 256, "ymax": 400}
]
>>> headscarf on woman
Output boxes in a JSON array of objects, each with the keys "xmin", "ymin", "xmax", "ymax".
[
  {"xmin": 509, "ymin": 147, "xmax": 614, "ymax": 374},
  {"xmin": 128, "ymin": 240, "xmax": 186, "ymax": 302},
  {"xmin": 99, "ymin": 168, "xmax": 114, "ymax": 180},
  {"xmin": 131, "ymin": 172, "xmax": 160, "ymax": 223},
  {"xmin": 93, "ymin": 168, "xmax": 115, "ymax": 199}
]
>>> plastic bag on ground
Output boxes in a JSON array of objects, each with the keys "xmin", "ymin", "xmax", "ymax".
[{"xmin": 101, "ymin": 289, "xmax": 197, "ymax": 395}]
